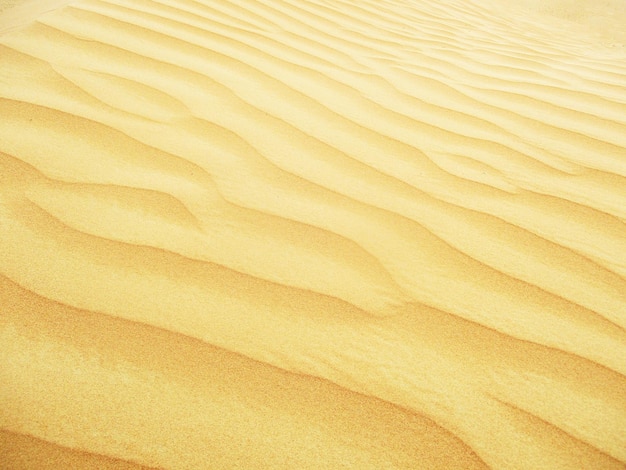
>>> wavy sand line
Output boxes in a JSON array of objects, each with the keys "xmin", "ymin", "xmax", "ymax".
[
  {"xmin": 4, "ymin": 91, "xmax": 624, "ymax": 364},
  {"xmin": 1, "ymin": 275, "xmax": 489, "ymax": 469},
  {"xmin": 1, "ymin": 0, "xmax": 626, "ymax": 468},
  {"xmin": 1, "ymin": 0, "xmax": 624, "ymax": 360},
  {"xmin": 1, "ymin": 11, "xmax": 624, "ymax": 356},
  {"xmin": 3, "ymin": 32, "xmax": 625, "ymax": 325}
]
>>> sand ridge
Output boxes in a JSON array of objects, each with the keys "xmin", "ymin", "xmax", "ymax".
[{"xmin": 1, "ymin": 0, "xmax": 625, "ymax": 468}]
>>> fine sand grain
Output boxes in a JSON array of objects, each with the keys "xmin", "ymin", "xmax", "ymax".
[{"xmin": 1, "ymin": 0, "xmax": 625, "ymax": 468}]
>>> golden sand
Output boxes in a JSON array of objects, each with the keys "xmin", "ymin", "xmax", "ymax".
[{"xmin": 1, "ymin": 0, "xmax": 625, "ymax": 468}]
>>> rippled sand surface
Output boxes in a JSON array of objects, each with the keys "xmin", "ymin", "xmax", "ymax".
[{"xmin": 1, "ymin": 0, "xmax": 625, "ymax": 468}]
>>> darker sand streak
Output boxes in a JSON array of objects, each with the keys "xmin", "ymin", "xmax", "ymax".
[{"xmin": 0, "ymin": 429, "xmax": 161, "ymax": 470}]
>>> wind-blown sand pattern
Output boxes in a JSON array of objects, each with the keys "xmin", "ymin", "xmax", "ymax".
[{"xmin": 1, "ymin": 0, "xmax": 625, "ymax": 468}]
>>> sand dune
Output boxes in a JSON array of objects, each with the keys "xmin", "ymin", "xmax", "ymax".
[{"xmin": 1, "ymin": 0, "xmax": 625, "ymax": 468}]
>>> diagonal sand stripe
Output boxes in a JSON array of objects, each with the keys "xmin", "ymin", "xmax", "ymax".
[{"xmin": 1, "ymin": 0, "xmax": 625, "ymax": 468}]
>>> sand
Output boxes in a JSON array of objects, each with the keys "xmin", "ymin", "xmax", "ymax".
[{"xmin": 0, "ymin": 0, "xmax": 625, "ymax": 468}]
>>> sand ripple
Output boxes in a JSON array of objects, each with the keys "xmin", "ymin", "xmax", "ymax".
[{"xmin": 1, "ymin": 0, "xmax": 625, "ymax": 468}]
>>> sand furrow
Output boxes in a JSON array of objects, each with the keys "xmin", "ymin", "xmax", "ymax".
[
  {"xmin": 1, "ymin": 274, "xmax": 493, "ymax": 469},
  {"xmin": 0, "ymin": 98, "xmax": 214, "ymax": 191},
  {"xmin": 4, "ymin": 131, "xmax": 624, "ymax": 374},
  {"xmin": 13, "ymin": 4, "xmax": 616, "ymax": 200},
  {"xmin": 3, "ymin": 11, "xmax": 624, "ymax": 368},
  {"xmin": 0, "ymin": 109, "xmax": 411, "ymax": 315},
  {"xmin": 2, "ymin": 246, "xmax": 620, "ymax": 470},
  {"xmin": 1, "ymin": 0, "xmax": 625, "ymax": 468},
  {"xmin": 80, "ymin": 0, "xmax": 369, "ymax": 74},
  {"xmin": 488, "ymin": 398, "xmax": 626, "ymax": 469},
  {"xmin": 4, "ymin": 9, "xmax": 624, "ymax": 298},
  {"xmin": 0, "ymin": 430, "xmax": 157, "ymax": 470},
  {"xmin": 382, "ymin": 70, "xmax": 626, "ymax": 162},
  {"xmin": 82, "ymin": 0, "xmax": 405, "ymax": 67},
  {"xmin": 4, "ymin": 118, "xmax": 624, "ymax": 382},
  {"xmin": 12, "ymin": 29, "xmax": 620, "ymax": 264},
  {"xmin": 143, "ymin": 0, "xmax": 276, "ymax": 32}
]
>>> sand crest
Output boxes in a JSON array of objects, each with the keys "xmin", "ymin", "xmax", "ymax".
[{"xmin": 1, "ymin": 0, "xmax": 625, "ymax": 468}]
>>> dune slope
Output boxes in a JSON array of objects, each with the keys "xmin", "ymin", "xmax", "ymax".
[{"xmin": 1, "ymin": 0, "xmax": 625, "ymax": 468}]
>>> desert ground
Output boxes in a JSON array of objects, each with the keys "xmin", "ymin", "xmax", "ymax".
[{"xmin": 1, "ymin": 0, "xmax": 625, "ymax": 468}]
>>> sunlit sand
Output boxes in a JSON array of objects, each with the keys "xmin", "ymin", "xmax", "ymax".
[{"xmin": 1, "ymin": 0, "xmax": 625, "ymax": 468}]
